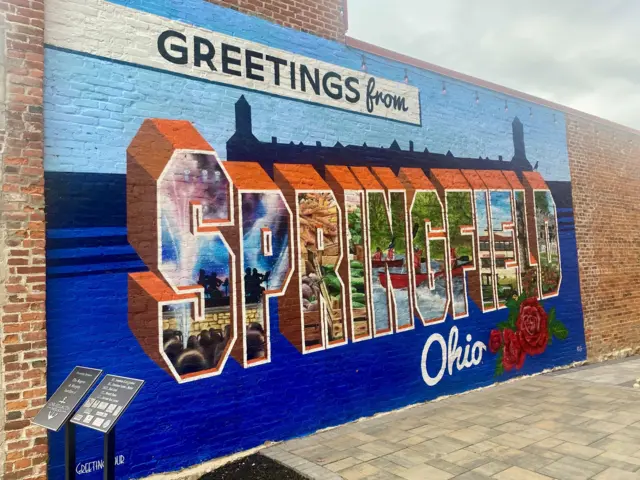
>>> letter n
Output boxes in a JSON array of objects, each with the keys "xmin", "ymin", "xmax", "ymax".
[
  {"xmin": 349, "ymin": 166, "xmax": 411, "ymax": 335},
  {"xmin": 371, "ymin": 167, "xmax": 414, "ymax": 331}
]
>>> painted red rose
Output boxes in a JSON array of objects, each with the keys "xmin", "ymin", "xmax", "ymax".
[
  {"xmin": 489, "ymin": 329, "xmax": 502, "ymax": 354},
  {"xmin": 502, "ymin": 328, "xmax": 525, "ymax": 371},
  {"xmin": 516, "ymin": 297, "xmax": 549, "ymax": 355}
]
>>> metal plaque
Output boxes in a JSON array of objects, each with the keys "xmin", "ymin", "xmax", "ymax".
[
  {"xmin": 33, "ymin": 366, "xmax": 102, "ymax": 431},
  {"xmin": 71, "ymin": 375, "xmax": 144, "ymax": 433}
]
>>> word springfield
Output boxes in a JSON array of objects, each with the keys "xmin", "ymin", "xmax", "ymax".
[{"xmin": 126, "ymin": 119, "xmax": 562, "ymax": 383}]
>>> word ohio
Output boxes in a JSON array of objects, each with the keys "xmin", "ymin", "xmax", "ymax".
[
  {"xmin": 421, "ymin": 327, "xmax": 487, "ymax": 386},
  {"xmin": 126, "ymin": 119, "xmax": 561, "ymax": 383}
]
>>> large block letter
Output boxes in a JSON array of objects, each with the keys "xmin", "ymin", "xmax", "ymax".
[
  {"xmin": 476, "ymin": 170, "xmax": 519, "ymax": 309},
  {"xmin": 371, "ymin": 167, "xmax": 414, "ymax": 331},
  {"xmin": 350, "ymin": 167, "xmax": 411, "ymax": 335},
  {"xmin": 461, "ymin": 170, "xmax": 498, "ymax": 312},
  {"xmin": 325, "ymin": 166, "xmax": 374, "ymax": 342},
  {"xmin": 503, "ymin": 171, "xmax": 539, "ymax": 298},
  {"xmin": 523, "ymin": 172, "xmax": 561, "ymax": 298},
  {"xmin": 430, "ymin": 169, "xmax": 476, "ymax": 319},
  {"xmin": 220, "ymin": 162, "xmax": 294, "ymax": 367},
  {"xmin": 127, "ymin": 119, "xmax": 237, "ymax": 383},
  {"xmin": 275, "ymin": 164, "xmax": 348, "ymax": 353},
  {"xmin": 399, "ymin": 168, "xmax": 450, "ymax": 325}
]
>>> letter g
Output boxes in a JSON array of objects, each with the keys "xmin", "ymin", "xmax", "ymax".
[{"xmin": 157, "ymin": 30, "xmax": 188, "ymax": 65}]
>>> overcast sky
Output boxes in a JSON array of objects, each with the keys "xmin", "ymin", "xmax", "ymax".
[{"xmin": 347, "ymin": 0, "xmax": 640, "ymax": 130}]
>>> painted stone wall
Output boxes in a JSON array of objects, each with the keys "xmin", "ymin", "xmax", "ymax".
[{"xmin": 43, "ymin": 0, "xmax": 589, "ymax": 478}]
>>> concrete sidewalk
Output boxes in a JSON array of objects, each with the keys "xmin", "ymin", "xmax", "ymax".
[{"xmin": 263, "ymin": 357, "xmax": 640, "ymax": 480}]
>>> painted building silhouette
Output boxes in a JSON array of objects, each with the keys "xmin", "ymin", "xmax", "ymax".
[
  {"xmin": 226, "ymin": 95, "xmax": 572, "ymax": 210},
  {"xmin": 227, "ymin": 96, "xmax": 532, "ymax": 175}
]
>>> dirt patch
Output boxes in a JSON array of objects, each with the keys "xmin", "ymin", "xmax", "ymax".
[{"xmin": 200, "ymin": 453, "xmax": 307, "ymax": 480}]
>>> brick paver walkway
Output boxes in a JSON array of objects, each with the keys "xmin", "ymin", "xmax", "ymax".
[{"xmin": 262, "ymin": 357, "xmax": 640, "ymax": 480}]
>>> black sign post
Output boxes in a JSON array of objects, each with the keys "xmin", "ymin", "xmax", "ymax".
[
  {"xmin": 71, "ymin": 375, "xmax": 144, "ymax": 480},
  {"xmin": 104, "ymin": 427, "xmax": 116, "ymax": 480},
  {"xmin": 33, "ymin": 366, "xmax": 103, "ymax": 480},
  {"xmin": 65, "ymin": 422, "xmax": 76, "ymax": 480}
]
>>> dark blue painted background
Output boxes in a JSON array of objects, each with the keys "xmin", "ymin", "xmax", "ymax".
[{"xmin": 45, "ymin": 172, "xmax": 586, "ymax": 479}]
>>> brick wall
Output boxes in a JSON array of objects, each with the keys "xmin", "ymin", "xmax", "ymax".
[
  {"xmin": 205, "ymin": 0, "xmax": 346, "ymax": 41},
  {"xmin": 566, "ymin": 115, "xmax": 640, "ymax": 361},
  {"xmin": 0, "ymin": 0, "xmax": 47, "ymax": 479}
]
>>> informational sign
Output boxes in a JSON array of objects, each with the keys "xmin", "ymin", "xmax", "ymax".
[
  {"xmin": 71, "ymin": 375, "xmax": 144, "ymax": 433},
  {"xmin": 33, "ymin": 366, "xmax": 102, "ymax": 431}
]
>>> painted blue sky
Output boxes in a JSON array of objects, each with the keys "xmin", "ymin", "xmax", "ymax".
[
  {"xmin": 475, "ymin": 193, "xmax": 489, "ymax": 236},
  {"xmin": 44, "ymin": 0, "xmax": 571, "ymax": 181},
  {"xmin": 475, "ymin": 192, "xmax": 513, "ymax": 236},
  {"xmin": 490, "ymin": 192, "xmax": 513, "ymax": 231}
]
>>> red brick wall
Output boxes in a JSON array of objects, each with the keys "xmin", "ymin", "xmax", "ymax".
[
  {"xmin": 205, "ymin": 0, "xmax": 346, "ymax": 41},
  {"xmin": 0, "ymin": 0, "xmax": 47, "ymax": 479},
  {"xmin": 566, "ymin": 115, "xmax": 640, "ymax": 360}
]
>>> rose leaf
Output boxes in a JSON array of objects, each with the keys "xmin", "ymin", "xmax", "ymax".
[
  {"xmin": 497, "ymin": 321, "xmax": 511, "ymax": 330},
  {"xmin": 550, "ymin": 321, "xmax": 568, "ymax": 340},
  {"xmin": 495, "ymin": 350, "xmax": 504, "ymax": 377}
]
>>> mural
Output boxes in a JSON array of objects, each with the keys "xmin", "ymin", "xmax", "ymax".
[
  {"xmin": 43, "ymin": 0, "xmax": 586, "ymax": 478},
  {"xmin": 126, "ymin": 107, "xmax": 566, "ymax": 377}
]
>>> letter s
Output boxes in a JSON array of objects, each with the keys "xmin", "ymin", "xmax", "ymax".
[
  {"xmin": 127, "ymin": 119, "xmax": 237, "ymax": 383},
  {"xmin": 345, "ymin": 77, "xmax": 360, "ymax": 104}
]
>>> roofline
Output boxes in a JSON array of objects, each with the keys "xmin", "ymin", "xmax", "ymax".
[{"xmin": 345, "ymin": 36, "xmax": 640, "ymax": 136}]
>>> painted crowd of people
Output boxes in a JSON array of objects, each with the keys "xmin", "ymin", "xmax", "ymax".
[{"xmin": 162, "ymin": 322, "xmax": 267, "ymax": 375}]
